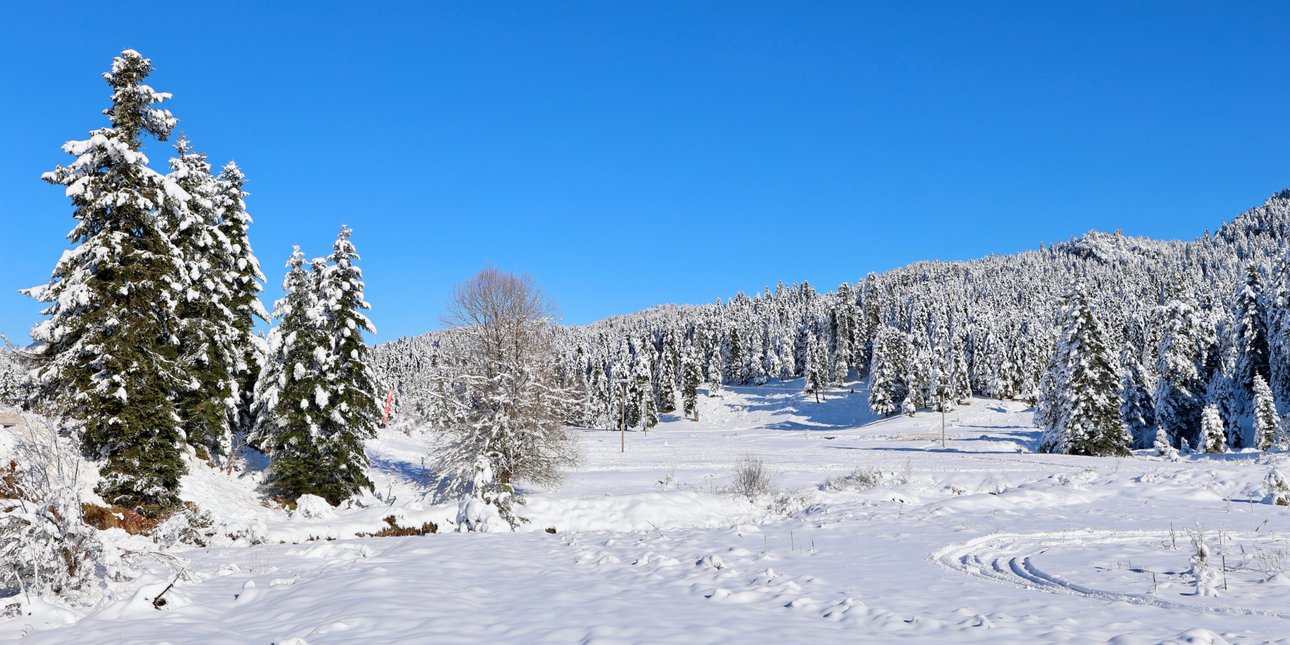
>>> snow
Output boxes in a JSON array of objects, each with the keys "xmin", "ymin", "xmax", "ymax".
[{"xmin": 5, "ymin": 380, "xmax": 1290, "ymax": 642}]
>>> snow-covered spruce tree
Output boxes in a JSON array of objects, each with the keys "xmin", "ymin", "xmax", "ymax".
[
  {"xmin": 1037, "ymin": 285, "xmax": 1131, "ymax": 456},
  {"xmin": 24, "ymin": 50, "xmax": 188, "ymax": 512},
  {"xmin": 831, "ymin": 287, "xmax": 854, "ymax": 384},
  {"xmin": 1199, "ymin": 404, "xmax": 1227, "ymax": 454},
  {"xmin": 681, "ymin": 345, "xmax": 701, "ymax": 420},
  {"xmin": 1253, "ymin": 374, "xmax": 1279, "ymax": 450},
  {"xmin": 251, "ymin": 248, "xmax": 331, "ymax": 500},
  {"xmin": 705, "ymin": 345, "xmax": 723, "ymax": 394},
  {"xmin": 309, "ymin": 226, "xmax": 380, "ymax": 503},
  {"xmin": 725, "ymin": 329, "xmax": 743, "ymax": 384},
  {"xmin": 434, "ymin": 268, "xmax": 579, "ymax": 530},
  {"xmin": 213, "ymin": 162, "xmax": 268, "ymax": 435},
  {"xmin": 657, "ymin": 334, "xmax": 679, "ymax": 413},
  {"xmin": 1232, "ymin": 265, "xmax": 1271, "ymax": 416},
  {"xmin": 1153, "ymin": 426, "xmax": 1179, "ymax": 459},
  {"xmin": 803, "ymin": 334, "xmax": 828, "ymax": 403},
  {"xmin": 867, "ymin": 325, "xmax": 908, "ymax": 415},
  {"xmin": 633, "ymin": 342, "xmax": 658, "ymax": 432},
  {"xmin": 1119, "ymin": 346, "xmax": 1156, "ymax": 448},
  {"xmin": 1153, "ymin": 297, "xmax": 1213, "ymax": 449},
  {"xmin": 632, "ymin": 340, "xmax": 660, "ymax": 430},
  {"xmin": 165, "ymin": 136, "xmax": 239, "ymax": 459},
  {"xmin": 947, "ymin": 335, "xmax": 972, "ymax": 406}
]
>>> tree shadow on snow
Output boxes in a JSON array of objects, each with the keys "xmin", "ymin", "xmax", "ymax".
[
  {"xmin": 731, "ymin": 382, "xmax": 878, "ymax": 432},
  {"xmin": 368, "ymin": 454, "xmax": 436, "ymax": 490},
  {"xmin": 842, "ymin": 445, "xmax": 1036, "ymax": 456}
]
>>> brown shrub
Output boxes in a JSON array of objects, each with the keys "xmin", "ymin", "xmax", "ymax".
[
  {"xmin": 362, "ymin": 515, "xmax": 438, "ymax": 537},
  {"xmin": 80, "ymin": 503, "xmax": 159, "ymax": 535}
]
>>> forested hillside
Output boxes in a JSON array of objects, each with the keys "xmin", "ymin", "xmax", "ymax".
[{"xmin": 373, "ymin": 190, "xmax": 1290, "ymax": 453}]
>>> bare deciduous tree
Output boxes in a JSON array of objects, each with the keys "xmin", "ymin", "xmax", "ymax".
[
  {"xmin": 434, "ymin": 267, "xmax": 579, "ymax": 530},
  {"xmin": 444, "ymin": 266, "xmax": 554, "ymax": 376}
]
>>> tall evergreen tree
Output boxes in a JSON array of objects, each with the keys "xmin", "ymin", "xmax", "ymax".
[
  {"xmin": 1153, "ymin": 297, "xmax": 1213, "ymax": 449},
  {"xmin": 681, "ymin": 346, "xmax": 701, "ymax": 420},
  {"xmin": 1037, "ymin": 285, "xmax": 1131, "ymax": 456},
  {"xmin": 725, "ymin": 329, "xmax": 743, "ymax": 384},
  {"xmin": 947, "ymin": 334, "xmax": 971, "ymax": 405},
  {"xmin": 1199, "ymin": 404, "xmax": 1227, "ymax": 454},
  {"xmin": 831, "ymin": 286, "xmax": 854, "ymax": 384},
  {"xmin": 705, "ymin": 346, "xmax": 723, "ymax": 393},
  {"xmin": 632, "ymin": 341, "xmax": 657, "ymax": 431},
  {"xmin": 1119, "ymin": 346, "xmax": 1155, "ymax": 448},
  {"xmin": 251, "ymin": 248, "xmax": 331, "ymax": 500},
  {"xmin": 25, "ymin": 50, "xmax": 188, "ymax": 512},
  {"xmin": 656, "ymin": 333, "xmax": 679, "ymax": 413},
  {"xmin": 311, "ymin": 226, "xmax": 380, "ymax": 502},
  {"xmin": 867, "ymin": 325, "xmax": 908, "ymax": 416},
  {"xmin": 166, "ymin": 136, "xmax": 239, "ymax": 459},
  {"xmin": 804, "ymin": 334, "xmax": 828, "ymax": 403},
  {"xmin": 1253, "ymin": 374, "xmax": 1279, "ymax": 450},
  {"xmin": 214, "ymin": 162, "xmax": 268, "ymax": 435},
  {"xmin": 1232, "ymin": 265, "xmax": 1271, "ymax": 412}
]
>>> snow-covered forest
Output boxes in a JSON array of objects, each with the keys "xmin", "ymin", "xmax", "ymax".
[
  {"xmin": 374, "ymin": 190, "xmax": 1290, "ymax": 457},
  {"xmin": 5, "ymin": 48, "xmax": 1290, "ymax": 644}
]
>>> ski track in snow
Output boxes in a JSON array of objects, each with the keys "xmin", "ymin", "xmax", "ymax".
[{"xmin": 933, "ymin": 529, "xmax": 1290, "ymax": 620}]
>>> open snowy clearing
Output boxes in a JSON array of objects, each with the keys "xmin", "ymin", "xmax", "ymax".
[{"xmin": 5, "ymin": 379, "xmax": 1290, "ymax": 643}]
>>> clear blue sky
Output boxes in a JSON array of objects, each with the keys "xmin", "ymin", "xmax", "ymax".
[{"xmin": 2, "ymin": 2, "xmax": 1288, "ymax": 344}]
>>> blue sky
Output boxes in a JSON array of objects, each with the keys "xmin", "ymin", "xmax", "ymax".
[{"xmin": 2, "ymin": 2, "xmax": 1288, "ymax": 344}]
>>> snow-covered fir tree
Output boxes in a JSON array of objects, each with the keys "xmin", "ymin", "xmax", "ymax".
[
  {"xmin": 1153, "ymin": 296, "xmax": 1214, "ymax": 449},
  {"xmin": 1199, "ymin": 404, "xmax": 1227, "ymax": 453},
  {"xmin": 24, "ymin": 50, "xmax": 189, "ymax": 512},
  {"xmin": 1037, "ymin": 285, "xmax": 1131, "ymax": 456},
  {"xmin": 681, "ymin": 345, "xmax": 701, "ymax": 420},
  {"xmin": 1119, "ymin": 346, "xmax": 1156, "ymax": 448},
  {"xmin": 165, "ymin": 136, "xmax": 240, "ymax": 460},
  {"xmin": 867, "ymin": 325, "xmax": 908, "ymax": 416},
  {"xmin": 705, "ymin": 344, "xmax": 722, "ymax": 394},
  {"xmin": 310, "ymin": 226, "xmax": 380, "ymax": 503},
  {"xmin": 634, "ymin": 340, "xmax": 658, "ymax": 431},
  {"xmin": 213, "ymin": 161, "xmax": 268, "ymax": 434},
  {"xmin": 656, "ymin": 333, "xmax": 680, "ymax": 413},
  {"xmin": 252, "ymin": 248, "xmax": 331, "ymax": 500},
  {"xmin": 1253, "ymin": 373, "xmax": 1279, "ymax": 450},
  {"xmin": 1232, "ymin": 265, "xmax": 1271, "ymax": 416},
  {"xmin": 803, "ymin": 334, "xmax": 828, "ymax": 403},
  {"xmin": 831, "ymin": 284, "xmax": 855, "ymax": 384}
]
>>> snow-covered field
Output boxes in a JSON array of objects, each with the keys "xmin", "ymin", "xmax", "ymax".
[{"xmin": 5, "ymin": 380, "xmax": 1290, "ymax": 643}]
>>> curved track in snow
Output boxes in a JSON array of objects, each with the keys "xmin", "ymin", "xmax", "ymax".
[{"xmin": 932, "ymin": 529, "xmax": 1290, "ymax": 620}]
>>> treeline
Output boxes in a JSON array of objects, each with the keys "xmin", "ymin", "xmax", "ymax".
[{"xmin": 374, "ymin": 191, "xmax": 1290, "ymax": 456}]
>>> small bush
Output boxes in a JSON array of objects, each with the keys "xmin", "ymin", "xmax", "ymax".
[
  {"xmin": 1263, "ymin": 469, "xmax": 1290, "ymax": 506},
  {"xmin": 151, "ymin": 503, "xmax": 216, "ymax": 548},
  {"xmin": 730, "ymin": 456, "xmax": 774, "ymax": 499},
  {"xmin": 821, "ymin": 467, "xmax": 898, "ymax": 492},
  {"xmin": 0, "ymin": 418, "xmax": 119, "ymax": 604}
]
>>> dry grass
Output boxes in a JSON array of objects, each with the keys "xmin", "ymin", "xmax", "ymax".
[{"xmin": 361, "ymin": 515, "xmax": 439, "ymax": 537}]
